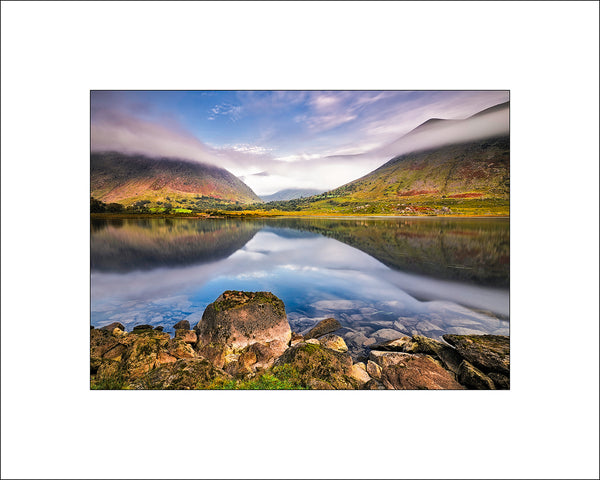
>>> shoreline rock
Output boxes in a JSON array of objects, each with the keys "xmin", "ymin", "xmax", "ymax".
[{"xmin": 91, "ymin": 290, "xmax": 510, "ymax": 390}]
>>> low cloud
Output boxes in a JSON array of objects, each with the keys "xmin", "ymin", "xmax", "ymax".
[{"xmin": 91, "ymin": 91, "xmax": 509, "ymax": 196}]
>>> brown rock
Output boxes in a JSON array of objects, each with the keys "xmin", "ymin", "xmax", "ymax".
[
  {"xmin": 488, "ymin": 372, "xmax": 510, "ymax": 389},
  {"xmin": 304, "ymin": 318, "xmax": 342, "ymax": 339},
  {"xmin": 369, "ymin": 350, "xmax": 415, "ymax": 368},
  {"xmin": 457, "ymin": 360, "xmax": 495, "ymax": 390},
  {"xmin": 238, "ymin": 350, "xmax": 257, "ymax": 370},
  {"xmin": 132, "ymin": 324, "xmax": 154, "ymax": 333},
  {"xmin": 102, "ymin": 343, "xmax": 128, "ymax": 362},
  {"xmin": 349, "ymin": 363, "xmax": 371, "ymax": 385},
  {"xmin": 368, "ymin": 336, "xmax": 412, "ymax": 351},
  {"xmin": 195, "ymin": 291, "xmax": 291, "ymax": 351},
  {"xmin": 175, "ymin": 329, "xmax": 198, "ymax": 344},
  {"xmin": 318, "ymin": 334, "xmax": 348, "ymax": 353},
  {"xmin": 290, "ymin": 332, "xmax": 304, "ymax": 346},
  {"xmin": 381, "ymin": 355, "xmax": 465, "ymax": 390},
  {"xmin": 100, "ymin": 322, "xmax": 125, "ymax": 332},
  {"xmin": 197, "ymin": 343, "xmax": 228, "ymax": 369},
  {"xmin": 132, "ymin": 358, "xmax": 231, "ymax": 390},
  {"xmin": 361, "ymin": 379, "xmax": 386, "ymax": 390},
  {"xmin": 442, "ymin": 334, "xmax": 510, "ymax": 374},
  {"xmin": 366, "ymin": 360, "xmax": 382, "ymax": 380},
  {"xmin": 173, "ymin": 320, "xmax": 191, "ymax": 330},
  {"xmin": 167, "ymin": 339, "xmax": 196, "ymax": 359},
  {"xmin": 307, "ymin": 379, "xmax": 335, "ymax": 390},
  {"xmin": 156, "ymin": 351, "xmax": 178, "ymax": 365}
]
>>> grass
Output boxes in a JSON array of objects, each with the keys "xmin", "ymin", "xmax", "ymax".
[{"xmin": 205, "ymin": 365, "xmax": 308, "ymax": 390}]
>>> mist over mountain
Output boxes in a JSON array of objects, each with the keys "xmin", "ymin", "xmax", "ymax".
[
  {"xmin": 260, "ymin": 188, "xmax": 325, "ymax": 202},
  {"xmin": 91, "ymin": 152, "xmax": 260, "ymax": 205}
]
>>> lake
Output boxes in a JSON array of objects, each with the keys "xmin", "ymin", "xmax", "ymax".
[{"xmin": 91, "ymin": 216, "xmax": 509, "ymax": 359}]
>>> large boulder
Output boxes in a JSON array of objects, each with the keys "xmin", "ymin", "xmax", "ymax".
[
  {"xmin": 381, "ymin": 355, "xmax": 465, "ymax": 390},
  {"xmin": 274, "ymin": 342, "xmax": 358, "ymax": 390},
  {"xmin": 195, "ymin": 291, "xmax": 291, "ymax": 352},
  {"xmin": 442, "ymin": 334, "xmax": 510, "ymax": 375},
  {"xmin": 304, "ymin": 318, "xmax": 342, "ymax": 339}
]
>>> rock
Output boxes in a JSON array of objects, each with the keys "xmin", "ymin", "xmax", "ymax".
[
  {"xmin": 349, "ymin": 363, "xmax": 371, "ymax": 385},
  {"xmin": 290, "ymin": 332, "xmax": 304, "ymax": 346},
  {"xmin": 195, "ymin": 291, "xmax": 291, "ymax": 351},
  {"xmin": 402, "ymin": 335, "xmax": 446, "ymax": 355},
  {"xmin": 156, "ymin": 351, "xmax": 178, "ymax": 365},
  {"xmin": 488, "ymin": 372, "xmax": 510, "ymax": 389},
  {"xmin": 246, "ymin": 340, "xmax": 288, "ymax": 369},
  {"xmin": 173, "ymin": 320, "xmax": 191, "ymax": 330},
  {"xmin": 175, "ymin": 329, "xmax": 197, "ymax": 344},
  {"xmin": 112, "ymin": 327, "xmax": 126, "ymax": 337},
  {"xmin": 132, "ymin": 324, "xmax": 154, "ymax": 333},
  {"xmin": 304, "ymin": 317, "xmax": 342, "ymax": 339},
  {"xmin": 307, "ymin": 379, "xmax": 335, "ymax": 390},
  {"xmin": 366, "ymin": 360, "xmax": 382, "ymax": 380},
  {"xmin": 369, "ymin": 336, "xmax": 412, "ymax": 351},
  {"xmin": 122, "ymin": 330, "xmax": 171, "ymax": 378},
  {"xmin": 381, "ymin": 355, "xmax": 466, "ymax": 390},
  {"xmin": 275, "ymin": 343, "xmax": 358, "ymax": 390},
  {"xmin": 371, "ymin": 328, "xmax": 406, "ymax": 342},
  {"xmin": 306, "ymin": 338, "xmax": 320, "ymax": 345},
  {"xmin": 131, "ymin": 358, "xmax": 231, "ymax": 390},
  {"xmin": 154, "ymin": 326, "xmax": 164, "ymax": 332},
  {"xmin": 102, "ymin": 343, "xmax": 128, "ymax": 362},
  {"xmin": 369, "ymin": 350, "xmax": 415, "ymax": 368},
  {"xmin": 90, "ymin": 328, "xmax": 120, "ymax": 360},
  {"xmin": 238, "ymin": 350, "xmax": 258, "ymax": 371},
  {"xmin": 100, "ymin": 322, "xmax": 125, "ymax": 332},
  {"xmin": 167, "ymin": 339, "xmax": 196, "ymax": 359},
  {"xmin": 318, "ymin": 334, "xmax": 348, "ymax": 353},
  {"xmin": 442, "ymin": 335, "xmax": 510, "ymax": 375},
  {"xmin": 197, "ymin": 343, "xmax": 228, "ymax": 369},
  {"xmin": 361, "ymin": 379, "xmax": 386, "ymax": 390},
  {"xmin": 457, "ymin": 360, "xmax": 495, "ymax": 390}
]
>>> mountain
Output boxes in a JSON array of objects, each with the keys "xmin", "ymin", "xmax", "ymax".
[
  {"xmin": 260, "ymin": 188, "xmax": 325, "ymax": 202},
  {"xmin": 329, "ymin": 135, "xmax": 509, "ymax": 201},
  {"xmin": 91, "ymin": 152, "xmax": 261, "ymax": 205},
  {"xmin": 292, "ymin": 102, "xmax": 509, "ymax": 215}
]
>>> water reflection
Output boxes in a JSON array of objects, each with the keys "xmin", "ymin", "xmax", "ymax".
[{"xmin": 91, "ymin": 217, "xmax": 509, "ymax": 358}]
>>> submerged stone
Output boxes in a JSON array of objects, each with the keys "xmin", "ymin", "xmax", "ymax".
[{"xmin": 304, "ymin": 317, "xmax": 342, "ymax": 339}]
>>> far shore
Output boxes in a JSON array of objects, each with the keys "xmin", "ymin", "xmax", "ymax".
[{"xmin": 91, "ymin": 212, "xmax": 510, "ymax": 220}]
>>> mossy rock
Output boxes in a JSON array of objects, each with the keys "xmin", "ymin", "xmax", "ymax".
[
  {"xmin": 195, "ymin": 291, "xmax": 291, "ymax": 351},
  {"xmin": 443, "ymin": 334, "xmax": 509, "ymax": 375},
  {"xmin": 274, "ymin": 343, "xmax": 358, "ymax": 390},
  {"xmin": 132, "ymin": 359, "xmax": 231, "ymax": 390}
]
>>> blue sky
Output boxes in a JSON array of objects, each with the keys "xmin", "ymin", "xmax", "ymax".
[{"xmin": 91, "ymin": 90, "xmax": 509, "ymax": 195}]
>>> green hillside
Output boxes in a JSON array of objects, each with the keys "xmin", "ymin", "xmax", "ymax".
[
  {"xmin": 91, "ymin": 152, "xmax": 261, "ymax": 207},
  {"xmin": 252, "ymin": 135, "xmax": 509, "ymax": 216}
]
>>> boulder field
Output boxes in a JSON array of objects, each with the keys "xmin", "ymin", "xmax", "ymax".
[{"xmin": 91, "ymin": 290, "xmax": 509, "ymax": 390}]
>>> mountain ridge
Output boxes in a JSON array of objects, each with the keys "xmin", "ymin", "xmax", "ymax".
[{"xmin": 91, "ymin": 152, "xmax": 261, "ymax": 206}]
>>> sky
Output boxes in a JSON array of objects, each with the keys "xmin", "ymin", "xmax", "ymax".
[{"xmin": 91, "ymin": 90, "xmax": 509, "ymax": 195}]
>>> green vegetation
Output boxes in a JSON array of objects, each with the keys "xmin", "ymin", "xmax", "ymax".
[{"xmin": 206, "ymin": 365, "xmax": 307, "ymax": 390}]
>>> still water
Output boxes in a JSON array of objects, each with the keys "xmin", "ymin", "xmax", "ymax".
[{"xmin": 91, "ymin": 217, "xmax": 509, "ymax": 358}]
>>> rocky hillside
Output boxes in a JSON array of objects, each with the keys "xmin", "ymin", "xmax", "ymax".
[
  {"xmin": 91, "ymin": 290, "xmax": 510, "ymax": 390},
  {"xmin": 91, "ymin": 152, "xmax": 261, "ymax": 206}
]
